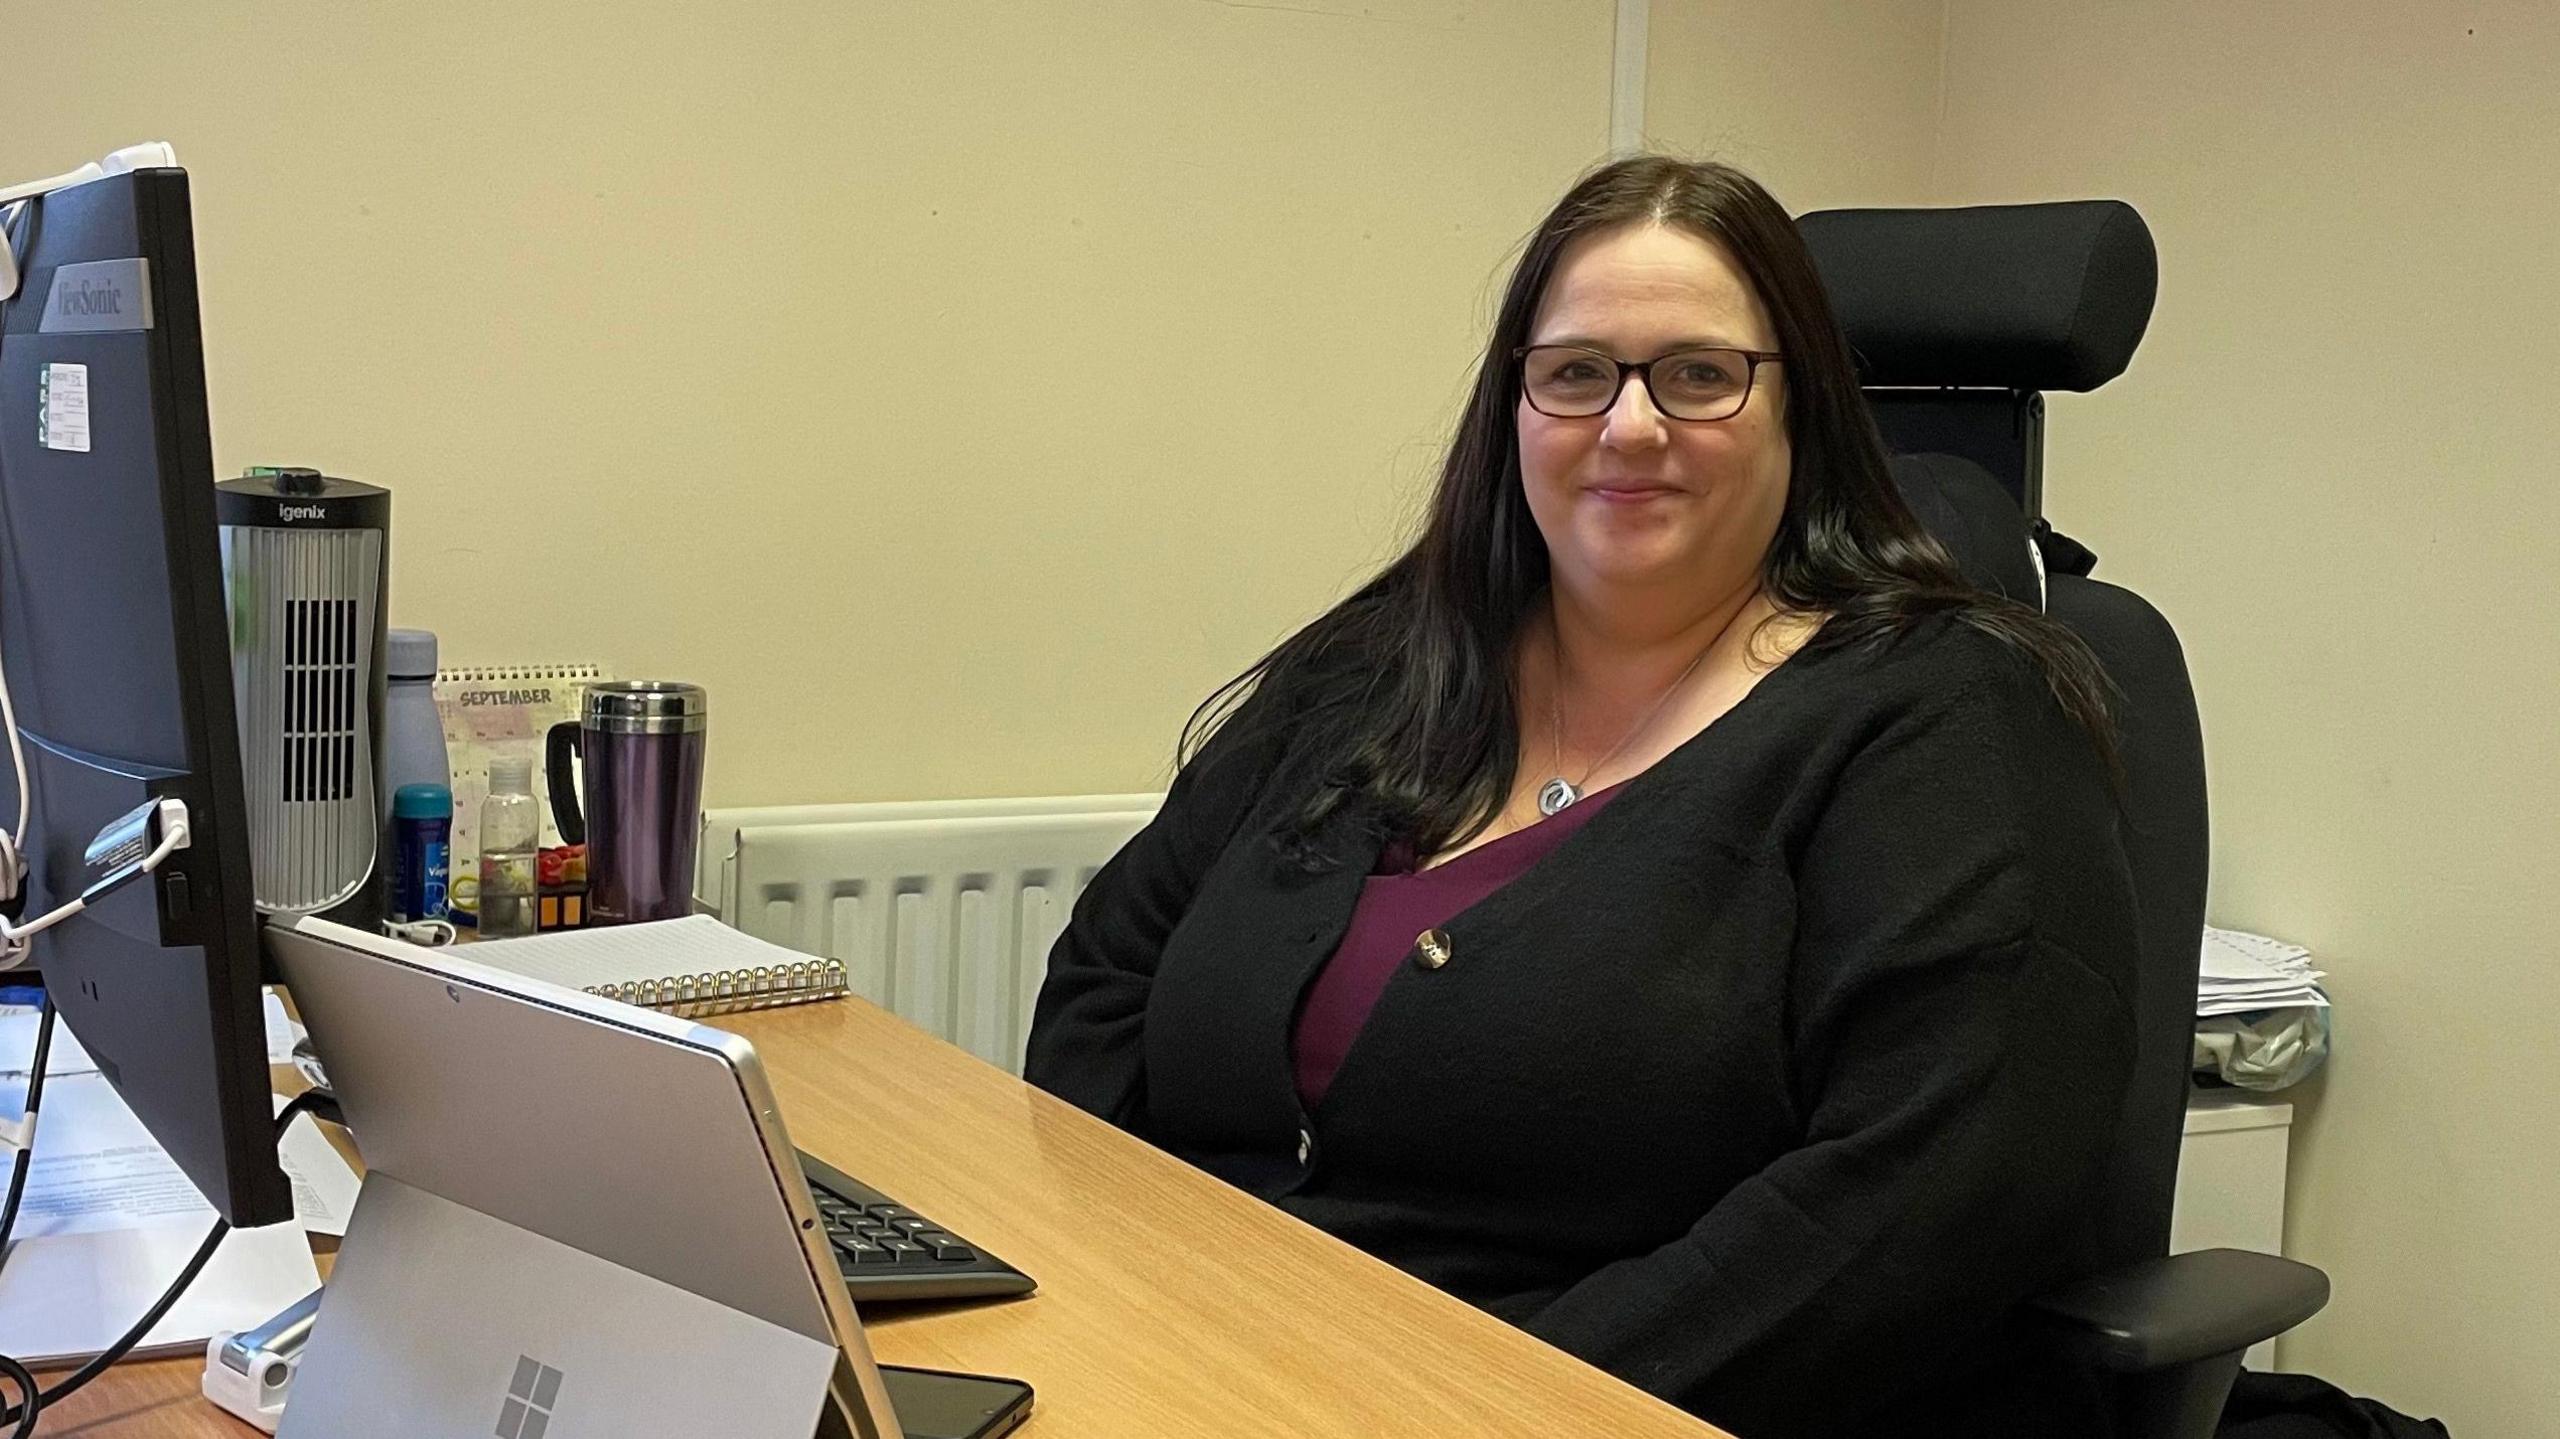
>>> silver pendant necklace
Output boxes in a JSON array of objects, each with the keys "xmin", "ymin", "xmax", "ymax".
[{"xmin": 1539, "ymin": 633, "xmax": 1718, "ymax": 817}]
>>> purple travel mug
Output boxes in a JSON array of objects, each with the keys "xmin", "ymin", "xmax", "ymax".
[{"xmin": 546, "ymin": 681, "xmax": 706, "ymax": 926}]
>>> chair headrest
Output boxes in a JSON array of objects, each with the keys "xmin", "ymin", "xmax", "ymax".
[{"xmin": 1798, "ymin": 200, "xmax": 2157, "ymax": 392}]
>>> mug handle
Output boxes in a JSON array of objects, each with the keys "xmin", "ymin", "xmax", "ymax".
[{"xmin": 544, "ymin": 721, "xmax": 586, "ymax": 845}]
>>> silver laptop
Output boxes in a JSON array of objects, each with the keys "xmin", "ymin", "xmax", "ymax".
[{"xmin": 268, "ymin": 915, "xmax": 947, "ymax": 1439}]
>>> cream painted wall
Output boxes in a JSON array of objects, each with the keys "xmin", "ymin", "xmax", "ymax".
[
  {"xmin": 1927, "ymin": 2, "xmax": 2560, "ymax": 1432},
  {"xmin": 1, "ymin": 0, "xmax": 1613, "ymax": 807},
  {"xmin": 1643, "ymin": 0, "xmax": 1946, "ymax": 212}
]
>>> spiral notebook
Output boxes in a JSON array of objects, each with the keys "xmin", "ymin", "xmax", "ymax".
[{"xmin": 468, "ymin": 915, "xmax": 849, "ymax": 1017}]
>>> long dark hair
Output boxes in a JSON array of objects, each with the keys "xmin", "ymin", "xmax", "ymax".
[{"xmin": 1187, "ymin": 156, "xmax": 2116, "ymax": 864}]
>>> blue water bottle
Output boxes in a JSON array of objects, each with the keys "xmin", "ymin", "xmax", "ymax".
[{"xmin": 390, "ymin": 783, "xmax": 453, "ymax": 922}]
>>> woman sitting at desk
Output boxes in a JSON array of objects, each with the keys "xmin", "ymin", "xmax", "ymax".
[{"xmin": 1023, "ymin": 156, "xmax": 2136, "ymax": 1439}]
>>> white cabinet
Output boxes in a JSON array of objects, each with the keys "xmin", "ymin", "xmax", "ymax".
[{"xmin": 2172, "ymin": 1091, "xmax": 2295, "ymax": 1370}]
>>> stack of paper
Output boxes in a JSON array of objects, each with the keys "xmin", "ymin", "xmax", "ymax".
[
  {"xmin": 2199, "ymin": 926, "xmax": 2329, "ymax": 1017},
  {"xmin": 0, "ymin": 997, "xmax": 360, "ymax": 1365}
]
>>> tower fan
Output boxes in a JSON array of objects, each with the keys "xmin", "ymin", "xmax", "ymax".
[{"xmin": 216, "ymin": 467, "xmax": 388, "ymax": 925}]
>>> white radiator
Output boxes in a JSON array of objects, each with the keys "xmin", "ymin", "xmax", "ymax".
[{"xmin": 696, "ymin": 796, "xmax": 1161, "ymax": 1073}]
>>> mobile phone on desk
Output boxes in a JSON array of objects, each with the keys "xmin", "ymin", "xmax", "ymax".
[{"xmin": 879, "ymin": 1365, "xmax": 1034, "ymax": 1439}]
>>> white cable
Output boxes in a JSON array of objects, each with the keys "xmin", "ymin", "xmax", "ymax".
[
  {"xmin": 0, "ymin": 166, "xmax": 93, "ymax": 304},
  {"xmin": 0, "ymin": 143, "xmax": 176, "ymax": 208},
  {"xmin": 1, "ymin": 177, "xmax": 38, "ymax": 893},
  {"xmin": 0, "ymin": 544, "xmax": 28, "ymax": 953},
  {"xmin": 381, "ymin": 917, "xmax": 457, "ymax": 948},
  {"xmin": 0, "ymin": 801, "xmax": 191, "ymax": 971},
  {"xmin": 0, "ymin": 164, "xmax": 102, "ymax": 210},
  {"xmin": 0, "ymin": 142, "xmax": 176, "ymax": 302},
  {"xmin": 0, "ymin": 199, "xmax": 23, "ymax": 309},
  {"xmin": 0, "ymin": 608, "xmax": 27, "ymax": 847}
]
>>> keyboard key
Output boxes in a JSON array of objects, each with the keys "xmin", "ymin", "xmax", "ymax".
[
  {"xmin": 881, "ymin": 1237, "xmax": 928, "ymax": 1261},
  {"xmin": 911, "ymin": 1232, "xmax": 976, "ymax": 1262},
  {"xmin": 868, "ymin": 1205, "xmax": 917, "ymax": 1223},
  {"xmin": 836, "ymin": 1236, "xmax": 895, "ymax": 1265},
  {"xmin": 888, "ymin": 1217, "xmax": 937, "ymax": 1237}
]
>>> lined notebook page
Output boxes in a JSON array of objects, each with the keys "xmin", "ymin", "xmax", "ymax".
[{"xmin": 469, "ymin": 915, "xmax": 818, "ymax": 991}]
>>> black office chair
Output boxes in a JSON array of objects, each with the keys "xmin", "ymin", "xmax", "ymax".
[{"xmin": 1800, "ymin": 201, "xmax": 2330, "ymax": 1439}]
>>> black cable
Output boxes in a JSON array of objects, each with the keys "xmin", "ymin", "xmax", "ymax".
[
  {"xmin": 0, "ymin": 1351, "xmax": 34, "ymax": 1439},
  {"xmin": 274, "ymin": 1087, "xmax": 343, "ymax": 1132},
  {"xmin": 0, "ymin": 1086, "xmax": 336, "ymax": 1433},
  {"xmin": 0, "ymin": 998, "xmax": 53, "ymax": 1263},
  {"xmin": 0, "ymin": 1215, "xmax": 228, "ymax": 1432}
]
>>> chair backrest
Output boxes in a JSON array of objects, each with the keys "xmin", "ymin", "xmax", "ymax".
[
  {"xmin": 2044, "ymin": 572, "xmax": 2208, "ymax": 1265},
  {"xmin": 1805, "ymin": 201, "xmax": 2198, "ymax": 1271}
]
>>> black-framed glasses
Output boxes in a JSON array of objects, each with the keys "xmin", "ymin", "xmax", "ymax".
[{"xmin": 1514, "ymin": 344, "xmax": 1783, "ymax": 422}]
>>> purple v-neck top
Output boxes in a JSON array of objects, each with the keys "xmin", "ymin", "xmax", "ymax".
[{"xmin": 1290, "ymin": 784, "xmax": 1623, "ymax": 1109}]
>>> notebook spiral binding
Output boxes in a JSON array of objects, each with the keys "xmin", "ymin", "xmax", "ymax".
[
  {"xmin": 585, "ymin": 958, "xmax": 850, "ymax": 1018},
  {"xmin": 438, "ymin": 663, "xmax": 603, "ymax": 684}
]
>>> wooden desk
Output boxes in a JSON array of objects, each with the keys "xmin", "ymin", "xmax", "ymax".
[{"xmin": 41, "ymin": 997, "xmax": 1726, "ymax": 1437}]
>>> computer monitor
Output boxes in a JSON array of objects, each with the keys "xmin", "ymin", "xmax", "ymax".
[{"xmin": 0, "ymin": 164, "xmax": 291, "ymax": 1226}]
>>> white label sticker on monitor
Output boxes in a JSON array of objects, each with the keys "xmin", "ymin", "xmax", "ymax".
[{"xmin": 37, "ymin": 363, "xmax": 90, "ymax": 453}]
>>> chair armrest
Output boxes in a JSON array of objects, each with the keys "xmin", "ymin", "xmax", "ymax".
[{"xmin": 2029, "ymin": 1248, "xmax": 2330, "ymax": 1373}]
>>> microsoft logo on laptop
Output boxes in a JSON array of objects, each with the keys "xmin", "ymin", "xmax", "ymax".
[{"xmin": 496, "ymin": 1355, "xmax": 564, "ymax": 1439}]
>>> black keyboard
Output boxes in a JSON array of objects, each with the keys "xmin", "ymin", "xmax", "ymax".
[{"xmin": 799, "ymin": 1150, "xmax": 1036, "ymax": 1304}]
